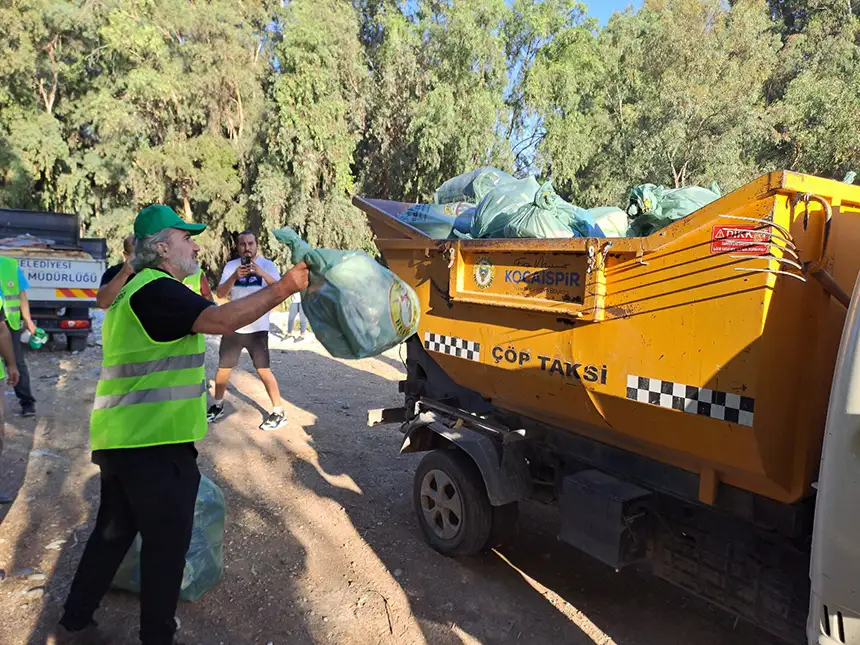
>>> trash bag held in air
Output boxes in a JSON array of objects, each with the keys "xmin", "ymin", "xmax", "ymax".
[
  {"xmin": 397, "ymin": 202, "xmax": 472, "ymax": 238},
  {"xmin": 433, "ymin": 167, "xmax": 516, "ymax": 205},
  {"xmin": 627, "ymin": 183, "xmax": 720, "ymax": 237},
  {"xmin": 273, "ymin": 227, "xmax": 420, "ymax": 359},
  {"xmin": 113, "ymin": 475, "xmax": 225, "ymax": 602}
]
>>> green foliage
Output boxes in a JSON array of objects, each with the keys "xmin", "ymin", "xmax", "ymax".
[{"xmin": 0, "ymin": 0, "xmax": 858, "ymax": 270}]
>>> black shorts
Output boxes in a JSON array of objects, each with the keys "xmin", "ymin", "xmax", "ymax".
[{"xmin": 218, "ymin": 331, "xmax": 270, "ymax": 369}]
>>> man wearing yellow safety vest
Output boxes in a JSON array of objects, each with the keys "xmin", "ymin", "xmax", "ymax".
[
  {"xmin": 98, "ymin": 235, "xmax": 213, "ymax": 309},
  {"xmin": 0, "ymin": 294, "xmax": 21, "ymax": 483},
  {"xmin": 0, "ymin": 255, "xmax": 37, "ymax": 416},
  {"xmin": 57, "ymin": 205, "xmax": 308, "ymax": 645}
]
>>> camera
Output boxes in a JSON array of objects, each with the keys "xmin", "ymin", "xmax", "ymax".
[{"xmin": 241, "ymin": 256, "xmax": 251, "ymax": 266}]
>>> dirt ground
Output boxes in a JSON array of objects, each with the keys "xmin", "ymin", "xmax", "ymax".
[{"xmin": 0, "ymin": 329, "xmax": 784, "ymax": 645}]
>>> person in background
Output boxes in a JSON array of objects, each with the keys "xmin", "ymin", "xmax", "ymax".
[
  {"xmin": 287, "ymin": 290, "xmax": 307, "ymax": 341},
  {"xmin": 97, "ymin": 235, "xmax": 136, "ymax": 310},
  {"xmin": 0, "ymin": 297, "xmax": 21, "ymax": 501},
  {"xmin": 210, "ymin": 231, "xmax": 285, "ymax": 430},
  {"xmin": 98, "ymin": 234, "xmax": 212, "ymax": 309},
  {"xmin": 182, "ymin": 268, "xmax": 213, "ymax": 301},
  {"xmin": 56, "ymin": 205, "xmax": 308, "ymax": 645},
  {"xmin": 0, "ymin": 255, "xmax": 37, "ymax": 417}
]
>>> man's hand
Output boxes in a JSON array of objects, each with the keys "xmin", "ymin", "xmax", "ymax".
[
  {"xmin": 281, "ymin": 261, "xmax": 309, "ymax": 295},
  {"xmin": 7, "ymin": 367, "xmax": 19, "ymax": 388},
  {"xmin": 236, "ymin": 264, "xmax": 252, "ymax": 279},
  {"xmin": 25, "ymin": 319, "xmax": 35, "ymax": 334}
]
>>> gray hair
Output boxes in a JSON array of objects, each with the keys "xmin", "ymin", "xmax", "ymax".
[{"xmin": 131, "ymin": 229, "xmax": 171, "ymax": 272}]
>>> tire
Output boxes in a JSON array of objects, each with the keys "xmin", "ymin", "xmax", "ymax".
[
  {"xmin": 486, "ymin": 502, "xmax": 519, "ymax": 551},
  {"xmin": 413, "ymin": 449, "xmax": 493, "ymax": 557},
  {"xmin": 67, "ymin": 335, "xmax": 87, "ymax": 352}
]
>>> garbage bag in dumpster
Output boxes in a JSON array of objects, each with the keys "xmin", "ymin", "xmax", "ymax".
[
  {"xmin": 628, "ymin": 183, "xmax": 720, "ymax": 237},
  {"xmin": 433, "ymin": 167, "xmax": 516, "ymax": 205},
  {"xmin": 582, "ymin": 206, "xmax": 630, "ymax": 238},
  {"xmin": 502, "ymin": 182, "xmax": 577, "ymax": 239},
  {"xmin": 113, "ymin": 475, "xmax": 225, "ymax": 602},
  {"xmin": 472, "ymin": 178, "xmax": 594, "ymax": 239},
  {"xmin": 397, "ymin": 202, "xmax": 472, "ymax": 238},
  {"xmin": 274, "ymin": 227, "xmax": 420, "ymax": 359}
]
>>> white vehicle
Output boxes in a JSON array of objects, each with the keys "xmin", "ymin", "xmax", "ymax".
[{"xmin": 0, "ymin": 209, "xmax": 106, "ymax": 352}]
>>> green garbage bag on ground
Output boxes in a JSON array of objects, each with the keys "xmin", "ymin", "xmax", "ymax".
[
  {"xmin": 397, "ymin": 202, "xmax": 472, "ymax": 238},
  {"xmin": 581, "ymin": 207, "xmax": 630, "ymax": 238},
  {"xmin": 112, "ymin": 475, "xmax": 225, "ymax": 602},
  {"xmin": 627, "ymin": 183, "xmax": 720, "ymax": 237},
  {"xmin": 433, "ymin": 167, "xmax": 516, "ymax": 205},
  {"xmin": 274, "ymin": 227, "xmax": 420, "ymax": 359}
]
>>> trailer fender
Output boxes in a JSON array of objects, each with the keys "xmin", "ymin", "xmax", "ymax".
[{"xmin": 400, "ymin": 415, "xmax": 530, "ymax": 506}]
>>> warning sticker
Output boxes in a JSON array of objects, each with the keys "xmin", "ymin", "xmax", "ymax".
[{"xmin": 711, "ymin": 225, "xmax": 770, "ymax": 255}]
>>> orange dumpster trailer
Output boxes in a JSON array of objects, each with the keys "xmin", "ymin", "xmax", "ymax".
[{"xmin": 355, "ymin": 171, "xmax": 860, "ymax": 644}]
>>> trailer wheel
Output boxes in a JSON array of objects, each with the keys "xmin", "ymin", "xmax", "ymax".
[{"xmin": 413, "ymin": 449, "xmax": 492, "ymax": 557}]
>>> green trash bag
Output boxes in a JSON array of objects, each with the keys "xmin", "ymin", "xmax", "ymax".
[
  {"xmin": 273, "ymin": 227, "xmax": 420, "ymax": 359},
  {"xmin": 470, "ymin": 176, "xmax": 540, "ymax": 238},
  {"xmin": 473, "ymin": 178, "xmax": 593, "ymax": 239},
  {"xmin": 112, "ymin": 475, "xmax": 225, "ymax": 602},
  {"xmin": 581, "ymin": 207, "xmax": 630, "ymax": 238},
  {"xmin": 397, "ymin": 202, "xmax": 472, "ymax": 238},
  {"xmin": 627, "ymin": 183, "xmax": 720, "ymax": 237},
  {"xmin": 433, "ymin": 167, "xmax": 516, "ymax": 205},
  {"xmin": 502, "ymin": 182, "xmax": 576, "ymax": 239}
]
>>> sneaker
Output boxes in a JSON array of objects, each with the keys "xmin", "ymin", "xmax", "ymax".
[
  {"xmin": 21, "ymin": 403, "xmax": 35, "ymax": 417},
  {"xmin": 259, "ymin": 410, "xmax": 286, "ymax": 431},
  {"xmin": 206, "ymin": 404, "xmax": 224, "ymax": 423}
]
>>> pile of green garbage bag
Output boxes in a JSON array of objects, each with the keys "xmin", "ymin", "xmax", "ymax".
[
  {"xmin": 627, "ymin": 183, "xmax": 720, "ymax": 237},
  {"xmin": 433, "ymin": 167, "xmax": 516, "ymax": 205},
  {"xmin": 581, "ymin": 207, "xmax": 631, "ymax": 238},
  {"xmin": 470, "ymin": 178, "xmax": 593, "ymax": 239},
  {"xmin": 113, "ymin": 475, "xmax": 225, "ymax": 602},
  {"xmin": 274, "ymin": 227, "xmax": 420, "ymax": 359},
  {"xmin": 404, "ymin": 168, "xmax": 725, "ymax": 240},
  {"xmin": 397, "ymin": 202, "xmax": 473, "ymax": 238}
]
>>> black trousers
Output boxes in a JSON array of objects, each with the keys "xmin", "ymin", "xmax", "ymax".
[
  {"xmin": 61, "ymin": 444, "xmax": 200, "ymax": 645},
  {"xmin": 7, "ymin": 325, "xmax": 34, "ymax": 406}
]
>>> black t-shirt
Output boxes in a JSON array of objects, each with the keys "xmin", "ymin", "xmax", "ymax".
[
  {"xmin": 128, "ymin": 269, "xmax": 215, "ymax": 342},
  {"xmin": 100, "ymin": 263, "xmax": 134, "ymax": 287}
]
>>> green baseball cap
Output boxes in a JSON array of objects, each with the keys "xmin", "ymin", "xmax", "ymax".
[{"xmin": 133, "ymin": 204, "xmax": 207, "ymax": 238}]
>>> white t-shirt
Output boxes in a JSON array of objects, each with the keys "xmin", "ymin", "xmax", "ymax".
[{"xmin": 219, "ymin": 257, "xmax": 281, "ymax": 334}]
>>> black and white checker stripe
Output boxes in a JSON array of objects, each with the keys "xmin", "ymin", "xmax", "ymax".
[
  {"xmin": 424, "ymin": 332, "xmax": 481, "ymax": 362},
  {"xmin": 626, "ymin": 375, "xmax": 754, "ymax": 427}
]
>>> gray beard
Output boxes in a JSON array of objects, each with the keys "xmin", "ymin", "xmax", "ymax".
[{"xmin": 178, "ymin": 257, "xmax": 199, "ymax": 276}]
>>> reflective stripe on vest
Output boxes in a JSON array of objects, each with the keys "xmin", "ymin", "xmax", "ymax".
[
  {"xmin": 90, "ymin": 268, "xmax": 207, "ymax": 450},
  {"xmin": 0, "ymin": 257, "xmax": 22, "ymax": 330},
  {"xmin": 0, "ymin": 292, "xmax": 6, "ymax": 379},
  {"xmin": 93, "ymin": 381, "xmax": 206, "ymax": 411},
  {"xmin": 99, "ymin": 352, "xmax": 205, "ymax": 380}
]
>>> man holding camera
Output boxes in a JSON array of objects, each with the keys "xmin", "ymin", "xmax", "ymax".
[{"xmin": 210, "ymin": 231, "xmax": 286, "ymax": 430}]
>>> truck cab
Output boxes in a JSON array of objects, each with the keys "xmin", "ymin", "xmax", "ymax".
[{"xmin": 808, "ymin": 271, "xmax": 860, "ymax": 645}]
